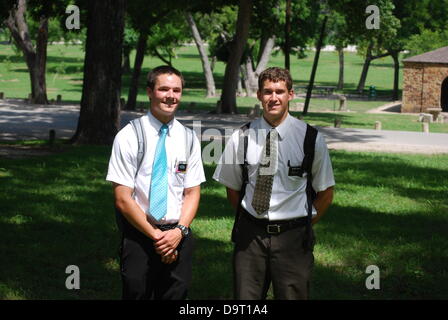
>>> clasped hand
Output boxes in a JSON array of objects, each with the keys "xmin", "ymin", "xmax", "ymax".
[{"xmin": 153, "ymin": 228, "xmax": 182, "ymax": 264}]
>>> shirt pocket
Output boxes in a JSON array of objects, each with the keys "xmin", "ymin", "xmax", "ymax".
[
  {"xmin": 172, "ymin": 171, "xmax": 186, "ymax": 187},
  {"xmin": 170, "ymin": 158, "xmax": 187, "ymax": 187},
  {"xmin": 284, "ymin": 175, "xmax": 306, "ymax": 191},
  {"xmin": 283, "ymin": 160, "xmax": 307, "ymax": 191}
]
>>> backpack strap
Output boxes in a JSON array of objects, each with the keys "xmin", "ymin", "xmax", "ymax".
[
  {"xmin": 184, "ymin": 126, "xmax": 194, "ymax": 161},
  {"xmin": 130, "ymin": 117, "xmax": 146, "ymax": 182},
  {"xmin": 231, "ymin": 122, "xmax": 251, "ymax": 242},
  {"xmin": 115, "ymin": 117, "xmax": 146, "ymax": 232},
  {"xmin": 302, "ymin": 124, "xmax": 318, "ymax": 251}
]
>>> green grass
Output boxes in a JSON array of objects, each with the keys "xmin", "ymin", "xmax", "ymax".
[
  {"xmin": 2, "ymin": 43, "xmax": 448, "ymax": 133},
  {"xmin": 1, "ymin": 143, "xmax": 447, "ymax": 299},
  {"xmin": 2, "ymin": 43, "xmax": 447, "ymax": 133}
]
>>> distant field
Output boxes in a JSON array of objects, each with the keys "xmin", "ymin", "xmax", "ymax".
[
  {"xmin": 2, "ymin": 43, "xmax": 447, "ymax": 133},
  {"xmin": 0, "ymin": 43, "xmax": 401, "ymax": 103}
]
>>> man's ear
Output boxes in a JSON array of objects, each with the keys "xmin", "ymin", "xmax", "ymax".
[
  {"xmin": 288, "ymin": 90, "xmax": 295, "ymax": 101},
  {"xmin": 146, "ymin": 87, "xmax": 153, "ymax": 97},
  {"xmin": 257, "ymin": 90, "xmax": 262, "ymax": 101}
]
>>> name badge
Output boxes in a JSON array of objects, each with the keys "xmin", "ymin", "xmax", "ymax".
[
  {"xmin": 287, "ymin": 160, "xmax": 305, "ymax": 177},
  {"xmin": 176, "ymin": 161, "xmax": 188, "ymax": 173},
  {"xmin": 288, "ymin": 166, "xmax": 304, "ymax": 177}
]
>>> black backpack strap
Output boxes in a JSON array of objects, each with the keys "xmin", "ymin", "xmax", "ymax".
[
  {"xmin": 231, "ymin": 122, "xmax": 251, "ymax": 242},
  {"xmin": 302, "ymin": 124, "xmax": 318, "ymax": 251}
]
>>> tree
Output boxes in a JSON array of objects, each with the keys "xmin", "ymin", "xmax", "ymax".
[
  {"xmin": 329, "ymin": 0, "xmax": 399, "ymax": 95},
  {"xmin": 71, "ymin": 0, "xmax": 125, "ymax": 145},
  {"xmin": 185, "ymin": 11, "xmax": 216, "ymax": 97},
  {"xmin": 326, "ymin": 11, "xmax": 351, "ymax": 90},
  {"xmin": 302, "ymin": 14, "xmax": 328, "ymax": 116},
  {"xmin": 405, "ymin": 29, "xmax": 448, "ymax": 58},
  {"xmin": 3, "ymin": 0, "xmax": 49, "ymax": 104},
  {"xmin": 220, "ymin": 0, "xmax": 252, "ymax": 114}
]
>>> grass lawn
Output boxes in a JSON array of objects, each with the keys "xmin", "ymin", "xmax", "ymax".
[
  {"xmin": 0, "ymin": 143, "xmax": 447, "ymax": 299},
  {"xmin": 2, "ymin": 43, "xmax": 447, "ymax": 134}
]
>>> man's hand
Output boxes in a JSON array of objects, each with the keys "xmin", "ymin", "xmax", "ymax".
[
  {"xmin": 161, "ymin": 250, "xmax": 178, "ymax": 264},
  {"xmin": 154, "ymin": 228, "xmax": 182, "ymax": 256}
]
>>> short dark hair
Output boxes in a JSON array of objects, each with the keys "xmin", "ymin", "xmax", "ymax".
[
  {"xmin": 146, "ymin": 65, "xmax": 185, "ymax": 90},
  {"xmin": 258, "ymin": 67, "xmax": 293, "ymax": 91}
]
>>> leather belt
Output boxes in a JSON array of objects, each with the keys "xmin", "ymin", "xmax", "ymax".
[
  {"xmin": 156, "ymin": 223, "xmax": 178, "ymax": 231},
  {"xmin": 241, "ymin": 208, "xmax": 307, "ymax": 235}
]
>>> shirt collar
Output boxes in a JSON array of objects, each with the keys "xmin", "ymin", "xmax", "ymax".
[
  {"xmin": 147, "ymin": 110, "xmax": 175, "ymax": 137},
  {"xmin": 260, "ymin": 113, "xmax": 291, "ymax": 140}
]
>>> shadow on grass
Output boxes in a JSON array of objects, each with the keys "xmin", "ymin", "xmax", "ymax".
[
  {"xmin": 0, "ymin": 145, "xmax": 121, "ymax": 299},
  {"xmin": 0, "ymin": 148, "xmax": 446, "ymax": 299}
]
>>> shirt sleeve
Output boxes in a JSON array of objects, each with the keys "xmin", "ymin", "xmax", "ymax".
[
  {"xmin": 212, "ymin": 131, "xmax": 243, "ymax": 191},
  {"xmin": 184, "ymin": 131, "xmax": 206, "ymax": 188},
  {"xmin": 105, "ymin": 125, "xmax": 138, "ymax": 189},
  {"xmin": 311, "ymin": 132, "xmax": 335, "ymax": 192}
]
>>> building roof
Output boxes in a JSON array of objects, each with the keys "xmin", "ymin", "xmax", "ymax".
[{"xmin": 403, "ymin": 46, "xmax": 448, "ymax": 64}]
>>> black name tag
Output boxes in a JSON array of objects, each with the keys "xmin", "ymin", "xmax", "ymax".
[
  {"xmin": 177, "ymin": 161, "xmax": 188, "ymax": 173},
  {"xmin": 288, "ymin": 166, "xmax": 304, "ymax": 177}
]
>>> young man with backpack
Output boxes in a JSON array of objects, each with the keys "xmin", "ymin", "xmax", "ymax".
[
  {"xmin": 106, "ymin": 65, "xmax": 205, "ymax": 300},
  {"xmin": 213, "ymin": 67, "xmax": 335, "ymax": 300}
]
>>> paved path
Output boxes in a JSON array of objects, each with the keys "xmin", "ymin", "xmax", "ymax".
[{"xmin": 1, "ymin": 100, "xmax": 448, "ymax": 154}]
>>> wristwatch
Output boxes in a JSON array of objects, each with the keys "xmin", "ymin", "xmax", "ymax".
[{"xmin": 175, "ymin": 225, "xmax": 189, "ymax": 237}]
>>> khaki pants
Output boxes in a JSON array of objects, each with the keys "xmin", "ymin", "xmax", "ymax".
[{"xmin": 233, "ymin": 212, "xmax": 315, "ymax": 300}]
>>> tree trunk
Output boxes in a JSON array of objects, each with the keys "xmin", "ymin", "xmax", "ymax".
[
  {"xmin": 126, "ymin": 33, "xmax": 148, "ymax": 111},
  {"xmin": 284, "ymin": 0, "xmax": 292, "ymax": 70},
  {"xmin": 71, "ymin": 0, "xmax": 125, "ymax": 145},
  {"xmin": 242, "ymin": 35, "xmax": 276, "ymax": 96},
  {"xmin": 255, "ymin": 35, "xmax": 275, "ymax": 75},
  {"xmin": 243, "ymin": 55, "xmax": 257, "ymax": 96},
  {"xmin": 4, "ymin": 0, "xmax": 48, "ymax": 104},
  {"xmin": 122, "ymin": 44, "xmax": 131, "ymax": 74},
  {"xmin": 391, "ymin": 50, "xmax": 400, "ymax": 101},
  {"xmin": 220, "ymin": 0, "xmax": 252, "ymax": 114},
  {"xmin": 337, "ymin": 46, "xmax": 344, "ymax": 90},
  {"xmin": 303, "ymin": 15, "xmax": 328, "ymax": 116},
  {"xmin": 185, "ymin": 12, "xmax": 216, "ymax": 97},
  {"xmin": 357, "ymin": 41, "xmax": 390, "ymax": 94},
  {"xmin": 357, "ymin": 42, "xmax": 373, "ymax": 94}
]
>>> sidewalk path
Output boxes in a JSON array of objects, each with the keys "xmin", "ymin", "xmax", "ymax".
[{"xmin": 1, "ymin": 101, "xmax": 448, "ymax": 155}]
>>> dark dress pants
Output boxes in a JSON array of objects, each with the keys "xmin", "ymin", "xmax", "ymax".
[
  {"xmin": 233, "ymin": 212, "xmax": 315, "ymax": 300},
  {"xmin": 119, "ymin": 224, "xmax": 194, "ymax": 300}
]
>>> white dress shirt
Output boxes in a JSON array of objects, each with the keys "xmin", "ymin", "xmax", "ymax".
[
  {"xmin": 106, "ymin": 111, "xmax": 206, "ymax": 224},
  {"xmin": 213, "ymin": 113, "xmax": 335, "ymax": 221}
]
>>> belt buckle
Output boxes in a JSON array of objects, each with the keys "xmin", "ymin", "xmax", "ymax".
[{"xmin": 267, "ymin": 224, "xmax": 281, "ymax": 234}]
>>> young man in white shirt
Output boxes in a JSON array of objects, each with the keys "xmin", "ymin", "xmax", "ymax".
[
  {"xmin": 213, "ymin": 67, "xmax": 335, "ymax": 299},
  {"xmin": 106, "ymin": 65, "xmax": 205, "ymax": 300}
]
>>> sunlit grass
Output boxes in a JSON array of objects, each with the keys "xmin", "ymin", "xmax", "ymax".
[{"xmin": 1, "ymin": 143, "xmax": 446, "ymax": 299}]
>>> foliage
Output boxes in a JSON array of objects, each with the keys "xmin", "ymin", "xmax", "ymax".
[{"xmin": 404, "ymin": 29, "xmax": 448, "ymax": 58}]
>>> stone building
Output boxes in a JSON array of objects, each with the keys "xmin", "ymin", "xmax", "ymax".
[{"xmin": 402, "ymin": 46, "xmax": 448, "ymax": 113}]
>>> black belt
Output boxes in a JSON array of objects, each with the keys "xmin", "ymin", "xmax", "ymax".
[
  {"xmin": 241, "ymin": 208, "xmax": 307, "ymax": 235},
  {"xmin": 156, "ymin": 223, "xmax": 178, "ymax": 231}
]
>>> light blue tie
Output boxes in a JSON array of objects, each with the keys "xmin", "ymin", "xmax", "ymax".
[{"xmin": 149, "ymin": 124, "xmax": 169, "ymax": 221}]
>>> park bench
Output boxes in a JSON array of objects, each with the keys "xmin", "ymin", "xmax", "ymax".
[{"xmin": 295, "ymin": 85, "xmax": 336, "ymax": 95}]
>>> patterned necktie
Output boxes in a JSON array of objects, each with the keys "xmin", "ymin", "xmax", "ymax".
[
  {"xmin": 149, "ymin": 124, "xmax": 169, "ymax": 221},
  {"xmin": 252, "ymin": 129, "xmax": 278, "ymax": 215}
]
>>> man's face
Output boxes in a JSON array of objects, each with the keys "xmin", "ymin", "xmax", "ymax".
[
  {"xmin": 147, "ymin": 73, "xmax": 183, "ymax": 120},
  {"xmin": 257, "ymin": 79, "xmax": 293, "ymax": 122}
]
